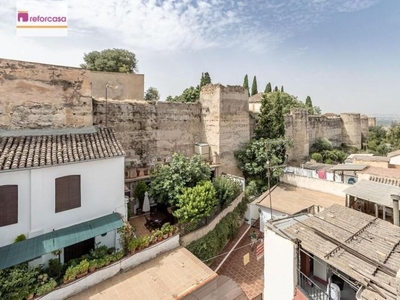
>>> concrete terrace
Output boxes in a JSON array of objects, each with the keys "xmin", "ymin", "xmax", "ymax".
[{"xmin": 70, "ymin": 247, "xmax": 216, "ymax": 300}]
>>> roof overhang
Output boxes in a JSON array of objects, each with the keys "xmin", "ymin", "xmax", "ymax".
[{"xmin": 0, "ymin": 212, "xmax": 123, "ymax": 270}]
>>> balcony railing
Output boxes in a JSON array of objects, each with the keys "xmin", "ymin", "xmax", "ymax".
[{"xmin": 297, "ymin": 270, "xmax": 329, "ymax": 300}]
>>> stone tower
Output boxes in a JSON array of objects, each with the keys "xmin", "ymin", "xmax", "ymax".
[{"xmin": 340, "ymin": 113, "xmax": 362, "ymax": 149}]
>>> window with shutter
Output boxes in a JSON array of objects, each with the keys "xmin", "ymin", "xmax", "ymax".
[
  {"xmin": 0, "ymin": 185, "xmax": 18, "ymax": 227},
  {"xmin": 55, "ymin": 175, "xmax": 81, "ymax": 213}
]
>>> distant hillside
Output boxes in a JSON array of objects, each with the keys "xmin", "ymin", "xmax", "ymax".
[{"xmin": 375, "ymin": 116, "xmax": 400, "ymax": 127}]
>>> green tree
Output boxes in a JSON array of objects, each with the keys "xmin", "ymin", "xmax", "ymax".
[
  {"xmin": 255, "ymin": 92, "xmax": 285, "ymax": 139},
  {"xmin": 80, "ymin": 49, "xmax": 138, "ymax": 73},
  {"xmin": 281, "ymin": 86, "xmax": 284, "ymax": 92},
  {"xmin": 200, "ymin": 72, "xmax": 212, "ymax": 88},
  {"xmin": 305, "ymin": 96, "xmax": 314, "ymax": 115},
  {"xmin": 149, "ymin": 154, "xmax": 211, "ymax": 207},
  {"xmin": 251, "ymin": 76, "xmax": 258, "ymax": 96},
  {"xmin": 213, "ymin": 176, "xmax": 242, "ymax": 209},
  {"xmin": 173, "ymin": 181, "xmax": 217, "ymax": 224},
  {"xmin": 313, "ymin": 106, "xmax": 322, "ymax": 115},
  {"xmin": 274, "ymin": 86, "xmax": 279, "ymax": 92},
  {"xmin": 144, "ymin": 87, "xmax": 160, "ymax": 101},
  {"xmin": 387, "ymin": 122, "xmax": 400, "ymax": 149},
  {"xmin": 234, "ymin": 138, "xmax": 292, "ymax": 194},
  {"xmin": 366, "ymin": 126, "xmax": 388, "ymax": 154},
  {"xmin": 243, "ymin": 74, "xmax": 250, "ymax": 96},
  {"xmin": 264, "ymin": 82, "xmax": 272, "ymax": 93}
]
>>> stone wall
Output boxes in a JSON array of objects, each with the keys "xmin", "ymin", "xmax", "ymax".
[
  {"xmin": 308, "ymin": 115, "xmax": 342, "ymax": 147},
  {"xmin": 93, "ymin": 100, "xmax": 201, "ymax": 162},
  {"xmin": 0, "ymin": 59, "xmax": 92, "ymax": 129},
  {"xmin": 199, "ymin": 84, "xmax": 249, "ymax": 176},
  {"xmin": 340, "ymin": 113, "xmax": 362, "ymax": 149},
  {"xmin": 89, "ymin": 71, "xmax": 144, "ymax": 101}
]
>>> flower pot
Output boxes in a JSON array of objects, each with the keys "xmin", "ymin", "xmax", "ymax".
[
  {"xmin": 105, "ymin": 261, "xmax": 110, "ymax": 266},
  {"xmin": 137, "ymin": 246, "xmax": 142, "ymax": 251},
  {"xmin": 157, "ymin": 236, "xmax": 163, "ymax": 242},
  {"xmin": 163, "ymin": 234, "xmax": 168, "ymax": 239},
  {"xmin": 27, "ymin": 293, "xmax": 34, "ymax": 300},
  {"xmin": 89, "ymin": 267, "xmax": 96, "ymax": 273},
  {"xmin": 130, "ymin": 248, "xmax": 136, "ymax": 255},
  {"xmin": 63, "ymin": 278, "xmax": 72, "ymax": 284},
  {"xmin": 77, "ymin": 271, "xmax": 88, "ymax": 278},
  {"xmin": 169, "ymin": 232, "xmax": 173, "ymax": 237}
]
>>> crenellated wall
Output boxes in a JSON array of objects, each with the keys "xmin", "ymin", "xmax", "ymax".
[{"xmin": 308, "ymin": 115, "xmax": 342, "ymax": 147}]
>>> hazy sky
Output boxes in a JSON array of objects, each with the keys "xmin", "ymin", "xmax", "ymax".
[{"xmin": 1, "ymin": 0, "xmax": 399, "ymax": 115}]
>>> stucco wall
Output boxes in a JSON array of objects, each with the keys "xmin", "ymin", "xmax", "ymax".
[
  {"xmin": 40, "ymin": 235, "xmax": 179, "ymax": 300},
  {"xmin": 264, "ymin": 229, "xmax": 296, "ymax": 300},
  {"xmin": 180, "ymin": 192, "xmax": 244, "ymax": 246},
  {"xmin": 0, "ymin": 59, "xmax": 92, "ymax": 129},
  {"xmin": 0, "ymin": 157, "xmax": 125, "ymax": 248},
  {"xmin": 281, "ymin": 174, "xmax": 348, "ymax": 197},
  {"xmin": 89, "ymin": 71, "xmax": 144, "ymax": 101}
]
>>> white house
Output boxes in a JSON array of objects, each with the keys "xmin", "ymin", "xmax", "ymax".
[
  {"xmin": 388, "ymin": 149, "xmax": 400, "ymax": 166},
  {"xmin": 0, "ymin": 127, "xmax": 126, "ymax": 268}
]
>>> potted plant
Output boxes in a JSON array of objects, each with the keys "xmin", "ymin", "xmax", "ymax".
[
  {"xmin": 88, "ymin": 259, "xmax": 97, "ymax": 273},
  {"xmin": 128, "ymin": 238, "xmax": 138, "ymax": 254},
  {"xmin": 136, "ymin": 237, "xmax": 144, "ymax": 251},
  {"xmin": 142, "ymin": 235, "xmax": 151, "ymax": 248},
  {"xmin": 133, "ymin": 181, "xmax": 148, "ymax": 209},
  {"xmin": 161, "ymin": 223, "xmax": 170, "ymax": 239},
  {"xmin": 116, "ymin": 250, "xmax": 125, "ymax": 260},
  {"xmin": 63, "ymin": 266, "xmax": 78, "ymax": 284},
  {"xmin": 152, "ymin": 229, "xmax": 163, "ymax": 242},
  {"xmin": 76, "ymin": 260, "xmax": 89, "ymax": 278},
  {"xmin": 168, "ymin": 224, "xmax": 174, "ymax": 237},
  {"xmin": 97, "ymin": 258, "xmax": 106, "ymax": 269}
]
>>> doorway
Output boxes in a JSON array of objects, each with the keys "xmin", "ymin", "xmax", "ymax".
[{"xmin": 64, "ymin": 238, "xmax": 95, "ymax": 263}]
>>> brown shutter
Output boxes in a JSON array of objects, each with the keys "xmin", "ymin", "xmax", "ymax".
[
  {"xmin": 68, "ymin": 175, "xmax": 81, "ymax": 210},
  {"xmin": 0, "ymin": 185, "xmax": 18, "ymax": 227},
  {"xmin": 55, "ymin": 175, "xmax": 81, "ymax": 213}
]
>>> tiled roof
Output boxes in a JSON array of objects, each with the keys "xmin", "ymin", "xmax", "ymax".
[{"xmin": 0, "ymin": 128, "xmax": 125, "ymax": 171}]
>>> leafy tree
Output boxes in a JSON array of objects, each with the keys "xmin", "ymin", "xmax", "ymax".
[
  {"xmin": 173, "ymin": 181, "xmax": 217, "ymax": 224},
  {"xmin": 149, "ymin": 154, "xmax": 211, "ymax": 207},
  {"xmin": 387, "ymin": 122, "xmax": 400, "ymax": 149},
  {"xmin": 251, "ymin": 76, "xmax": 258, "ymax": 96},
  {"xmin": 165, "ymin": 87, "xmax": 200, "ymax": 103},
  {"xmin": 80, "ymin": 48, "xmax": 138, "ymax": 73},
  {"xmin": 274, "ymin": 86, "xmax": 279, "ymax": 92},
  {"xmin": 311, "ymin": 152, "xmax": 323, "ymax": 163},
  {"xmin": 311, "ymin": 138, "xmax": 333, "ymax": 153},
  {"xmin": 305, "ymin": 96, "xmax": 314, "ymax": 115},
  {"xmin": 144, "ymin": 87, "xmax": 160, "ymax": 101},
  {"xmin": 264, "ymin": 82, "xmax": 272, "ymax": 93},
  {"xmin": 213, "ymin": 176, "xmax": 242, "ymax": 209},
  {"xmin": 133, "ymin": 181, "xmax": 148, "ymax": 207},
  {"xmin": 243, "ymin": 74, "xmax": 250, "ymax": 96},
  {"xmin": 313, "ymin": 106, "xmax": 322, "ymax": 115},
  {"xmin": 366, "ymin": 126, "xmax": 388, "ymax": 154},
  {"xmin": 234, "ymin": 138, "xmax": 292, "ymax": 195},
  {"xmin": 281, "ymin": 86, "xmax": 284, "ymax": 92},
  {"xmin": 255, "ymin": 92, "xmax": 285, "ymax": 139},
  {"xmin": 200, "ymin": 72, "xmax": 212, "ymax": 88}
]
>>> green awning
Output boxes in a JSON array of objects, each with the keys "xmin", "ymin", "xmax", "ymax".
[{"xmin": 0, "ymin": 213, "xmax": 123, "ymax": 270}]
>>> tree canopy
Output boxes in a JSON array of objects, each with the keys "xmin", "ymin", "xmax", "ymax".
[
  {"xmin": 144, "ymin": 87, "xmax": 160, "ymax": 101},
  {"xmin": 200, "ymin": 72, "xmax": 212, "ymax": 88},
  {"xmin": 251, "ymin": 76, "xmax": 258, "ymax": 96},
  {"xmin": 149, "ymin": 154, "xmax": 211, "ymax": 207},
  {"xmin": 264, "ymin": 82, "xmax": 272, "ymax": 93},
  {"xmin": 305, "ymin": 96, "xmax": 314, "ymax": 115},
  {"xmin": 243, "ymin": 74, "xmax": 250, "ymax": 96},
  {"xmin": 80, "ymin": 49, "xmax": 138, "ymax": 73},
  {"xmin": 166, "ymin": 86, "xmax": 200, "ymax": 103}
]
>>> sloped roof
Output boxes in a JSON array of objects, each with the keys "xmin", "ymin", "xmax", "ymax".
[
  {"xmin": 249, "ymin": 93, "xmax": 263, "ymax": 103},
  {"xmin": 0, "ymin": 127, "xmax": 125, "ymax": 172},
  {"xmin": 282, "ymin": 204, "xmax": 400, "ymax": 300},
  {"xmin": 388, "ymin": 149, "xmax": 400, "ymax": 158}
]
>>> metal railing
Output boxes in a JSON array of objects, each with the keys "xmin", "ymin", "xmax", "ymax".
[{"xmin": 297, "ymin": 270, "xmax": 329, "ymax": 300}]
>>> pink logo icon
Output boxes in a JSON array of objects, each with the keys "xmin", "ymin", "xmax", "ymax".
[{"xmin": 17, "ymin": 11, "xmax": 29, "ymax": 22}]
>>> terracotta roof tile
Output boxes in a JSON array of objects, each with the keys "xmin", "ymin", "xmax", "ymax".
[{"xmin": 0, "ymin": 128, "xmax": 125, "ymax": 172}]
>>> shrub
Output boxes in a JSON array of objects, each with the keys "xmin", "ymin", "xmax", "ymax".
[
  {"xmin": 35, "ymin": 278, "xmax": 57, "ymax": 296},
  {"xmin": 310, "ymin": 152, "xmax": 323, "ymax": 163},
  {"xmin": 213, "ymin": 176, "xmax": 242, "ymax": 209},
  {"xmin": 173, "ymin": 181, "xmax": 218, "ymax": 224},
  {"xmin": 133, "ymin": 181, "xmax": 148, "ymax": 206},
  {"xmin": 46, "ymin": 258, "xmax": 64, "ymax": 281},
  {"xmin": 14, "ymin": 234, "xmax": 26, "ymax": 243},
  {"xmin": 186, "ymin": 196, "xmax": 248, "ymax": 264},
  {"xmin": 311, "ymin": 138, "xmax": 333, "ymax": 153}
]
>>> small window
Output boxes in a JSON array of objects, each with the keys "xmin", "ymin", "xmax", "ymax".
[
  {"xmin": 55, "ymin": 175, "xmax": 81, "ymax": 213},
  {"xmin": 0, "ymin": 185, "xmax": 18, "ymax": 227}
]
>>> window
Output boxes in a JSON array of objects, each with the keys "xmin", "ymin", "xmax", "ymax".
[
  {"xmin": 0, "ymin": 185, "xmax": 18, "ymax": 227},
  {"xmin": 55, "ymin": 175, "xmax": 81, "ymax": 213}
]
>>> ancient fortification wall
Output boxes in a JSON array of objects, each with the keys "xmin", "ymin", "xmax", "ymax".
[
  {"xmin": 340, "ymin": 113, "xmax": 362, "ymax": 149},
  {"xmin": 0, "ymin": 59, "xmax": 92, "ymax": 129},
  {"xmin": 308, "ymin": 115, "xmax": 342, "ymax": 147}
]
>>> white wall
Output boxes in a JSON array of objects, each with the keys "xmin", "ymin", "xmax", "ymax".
[
  {"xmin": 246, "ymin": 198, "xmax": 260, "ymax": 225},
  {"xmin": 30, "ymin": 157, "xmax": 125, "ymax": 235},
  {"xmin": 0, "ymin": 170, "xmax": 31, "ymax": 247},
  {"xmin": 390, "ymin": 156, "xmax": 400, "ymax": 165},
  {"xmin": 313, "ymin": 257, "xmax": 328, "ymax": 282},
  {"xmin": 0, "ymin": 157, "xmax": 125, "ymax": 251},
  {"xmin": 282, "ymin": 173, "xmax": 348, "ymax": 197},
  {"xmin": 259, "ymin": 207, "xmax": 286, "ymax": 232},
  {"xmin": 264, "ymin": 228, "xmax": 295, "ymax": 300}
]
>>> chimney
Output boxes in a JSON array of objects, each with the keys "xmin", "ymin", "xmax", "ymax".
[{"xmin": 391, "ymin": 194, "xmax": 400, "ymax": 227}]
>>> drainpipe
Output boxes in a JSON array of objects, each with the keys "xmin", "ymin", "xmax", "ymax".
[{"xmin": 391, "ymin": 194, "xmax": 400, "ymax": 227}]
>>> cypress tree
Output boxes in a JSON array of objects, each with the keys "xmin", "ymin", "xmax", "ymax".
[
  {"xmin": 200, "ymin": 72, "xmax": 212, "ymax": 89},
  {"xmin": 251, "ymin": 76, "xmax": 258, "ymax": 96},
  {"xmin": 274, "ymin": 86, "xmax": 279, "ymax": 92},
  {"xmin": 243, "ymin": 74, "xmax": 249, "ymax": 96},
  {"xmin": 305, "ymin": 96, "xmax": 314, "ymax": 115},
  {"xmin": 281, "ymin": 86, "xmax": 284, "ymax": 93},
  {"xmin": 264, "ymin": 82, "xmax": 272, "ymax": 93}
]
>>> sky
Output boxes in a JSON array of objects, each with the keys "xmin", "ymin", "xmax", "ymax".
[{"xmin": 0, "ymin": 0, "xmax": 399, "ymax": 115}]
